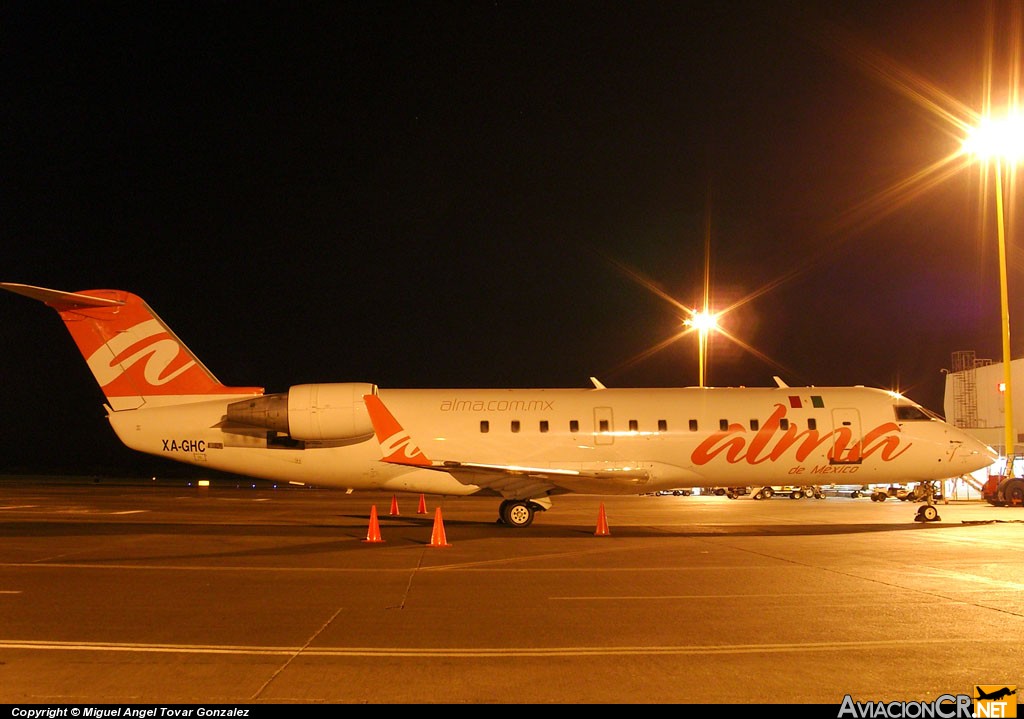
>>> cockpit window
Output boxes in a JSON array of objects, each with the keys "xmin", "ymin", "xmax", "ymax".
[{"xmin": 894, "ymin": 405, "xmax": 931, "ymax": 421}]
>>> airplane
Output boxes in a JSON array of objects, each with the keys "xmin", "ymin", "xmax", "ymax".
[
  {"xmin": 1, "ymin": 282, "xmax": 998, "ymax": 527},
  {"xmin": 976, "ymin": 687, "xmax": 1017, "ymax": 702}
]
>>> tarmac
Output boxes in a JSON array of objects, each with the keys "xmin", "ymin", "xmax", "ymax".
[{"xmin": 1, "ymin": 474, "xmax": 1022, "ymax": 706}]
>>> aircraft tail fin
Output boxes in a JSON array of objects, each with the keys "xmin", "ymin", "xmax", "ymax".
[{"xmin": 1, "ymin": 283, "xmax": 263, "ymax": 410}]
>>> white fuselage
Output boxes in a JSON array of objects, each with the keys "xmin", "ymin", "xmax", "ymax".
[{"xmin": 106, "ymin": 385, "xmax": 996, "ymax": 499}]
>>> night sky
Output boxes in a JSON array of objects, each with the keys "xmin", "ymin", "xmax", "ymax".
[{"xmin": 2, "ymin": 1, "xmax": 1021, "ymax": 474}]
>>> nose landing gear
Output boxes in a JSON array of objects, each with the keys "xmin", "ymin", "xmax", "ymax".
[{"xmin": 913, "ymin": 481, "xmax": 941, "ymax": 523}]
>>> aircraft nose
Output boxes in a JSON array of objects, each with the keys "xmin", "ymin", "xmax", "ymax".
[{"xmin": 958, "ymin": 431, "xmax": 998, "ymax": 472}]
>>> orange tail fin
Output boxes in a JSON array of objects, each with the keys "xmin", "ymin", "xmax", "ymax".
[{"xmin": 1, "ymin": 283, "xmax": 262, "ymax": 410}]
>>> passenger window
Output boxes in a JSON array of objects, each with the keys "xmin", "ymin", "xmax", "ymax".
[
  {"xmin": 480, "ymin": 420, "xmax": 489, "ymax": 433},
  {"xmin": 599, "ymin": 419, "xmax": 609, "ymax": 432},
  {"xmin": 511, "ymin": 420, "xmax": 520, "ymax": 433},
  {"xmin": 808, "ymin": 418, "xmax": 817, "ymax": 431},
  {"xmin": 780, "ymin": 418, "xmax": 789, "ymax": 430},
  {"xmin": 539, "ymin": 420, "xmax": 549, "ymax": 433},
  {"xmin": 629, "ymin": 419, "xmax": 638, "ymax": 432},
  {"xmin": 689, "ymin": 419, "xmax": 698, "ymax": 431},
  {"xmin": 658, "ymin": 419, "xmax": 667, "ymax": 432},
  {"xmin": 570, "ymin": 420, "xmax": 579, "ymax": 433},
  {"xmin": 750, "ymin": 419, "xmax": 759, "ymax": 431},
  {"xmin": 719, "ymin": 419, "xmax": 728, "ymax": 431}
]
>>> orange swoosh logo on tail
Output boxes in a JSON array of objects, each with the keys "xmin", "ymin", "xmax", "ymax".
[{"xmin": 364, "ymin": 394, "xmax": 431, "ymax": 466}]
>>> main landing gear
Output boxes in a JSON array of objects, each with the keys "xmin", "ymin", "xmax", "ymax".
[{"xmin": 497, "ymin": 498, "xmax": 548, "ymax": 528}]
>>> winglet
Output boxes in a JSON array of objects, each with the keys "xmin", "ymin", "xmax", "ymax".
[{"xmin": 363, "ymin": 394, "xmax": 431, "ymax": 466}]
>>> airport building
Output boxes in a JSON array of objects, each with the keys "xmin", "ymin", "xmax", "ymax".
[{"xmin": 943, "ymin": 349, "xmax": 1024, "ymax": 480}]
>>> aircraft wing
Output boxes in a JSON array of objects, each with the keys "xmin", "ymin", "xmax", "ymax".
[
  {"xmin": 362, "ymin": 394, "xmax": 652, "ymax": 497},
  {"xmin": 418, "ymin": 459, "xmax": 651, "ymax": 497}
]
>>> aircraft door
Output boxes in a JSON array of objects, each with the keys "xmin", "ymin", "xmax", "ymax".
[
  {"xmin": 594, "ymin": 406, "xmax": 614, "ymax": 445},
  {"xmin": 830, "ymin": 408, "xmax": 863, "ymax": 464}
]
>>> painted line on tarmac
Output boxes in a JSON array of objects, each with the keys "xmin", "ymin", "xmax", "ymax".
[{"xmin": 0, "ymin": 637, "xmax": 1001, "ymax": 658}]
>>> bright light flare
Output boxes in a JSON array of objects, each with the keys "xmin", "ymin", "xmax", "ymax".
[
  {"xmin": 962, "ymin": 114, "xmax": 1024, "ymax": 163},
  {"xmin": 684, "ymin": 309, "xmax": 719, "ymax": 333}
]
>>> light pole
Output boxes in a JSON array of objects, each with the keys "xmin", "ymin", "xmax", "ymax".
[
  {"xmin": 995, "ymin": 156, "xmax": 1014, "ymax": 468},
  {"xmin": 963, "ymin": 114, "xmax": 1023, "ymax": 469}
]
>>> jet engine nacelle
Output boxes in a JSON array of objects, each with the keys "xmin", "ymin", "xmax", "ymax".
[{"xmin": 226, "ymin": 382, "xmax": 377, "ymax": 441}]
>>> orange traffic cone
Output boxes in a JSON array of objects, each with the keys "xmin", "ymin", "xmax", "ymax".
[
  {"xmin": 417, "ymin": 493, "xmax": 427, "ymax": 514},
  {"xmin": 363, "ymin": 505, "xmax": 385, "ymax": 543},
  {"xmin": 430, "ymin": 506, "xmax": 451, "ymax": 547},
  {"xmin": 594, "ymin": 502, "xmax": 610, "ymax": 536},
  {"xmin": 389, "ymin": 494, "xmax": 400, "ymax": 516}
]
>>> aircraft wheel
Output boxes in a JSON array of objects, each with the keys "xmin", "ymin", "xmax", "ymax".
[
  {"xmin": 500, "ymin": 500, "xmax": 535, "ymax": 528},
  {"xmin": 916, "ymin": 505, "xmax": 940, "ymax": 522},
  {"xmin": 1002, "ymin": 478, "xmax": 1024, "ymax": 507}
]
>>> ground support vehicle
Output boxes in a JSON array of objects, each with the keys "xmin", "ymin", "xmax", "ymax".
[
  {"xmin": 981, "ymin": 474, "xmax": 1024, "ymax": 507},
  {"xmin": 750, "ymin": 486, "xmax": 825, "ymax": 500},
  {"xmin": 869, "ymin": 484, "xmax": 910, "ymax": 502},
  {"xmin": 709, "ymin": 487, "xmax": 750, "ymax": 499},
  {"xmin": 818, "ymin": 485, "xmax": 871, "ymax": 498}
]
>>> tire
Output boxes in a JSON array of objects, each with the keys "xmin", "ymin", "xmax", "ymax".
[
  {"xmin": 1002, "ymin": 478, "xmax": 1024, "ymax": 507},
  {"xmin": 762, "ymin": 488, "xmax": 774, "ymax": 499},
  {"xmin": 501, "ymin": 500, "xmax": 535, "ymax": 528},
  {"xmin": 918, "ymin": 505, "xmax": 939, "ymax": 522}
]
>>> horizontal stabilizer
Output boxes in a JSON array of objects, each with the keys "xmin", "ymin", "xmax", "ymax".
[{"xmin": 0, "ymin": 283, "xmax": 125, "ymax": 311}]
